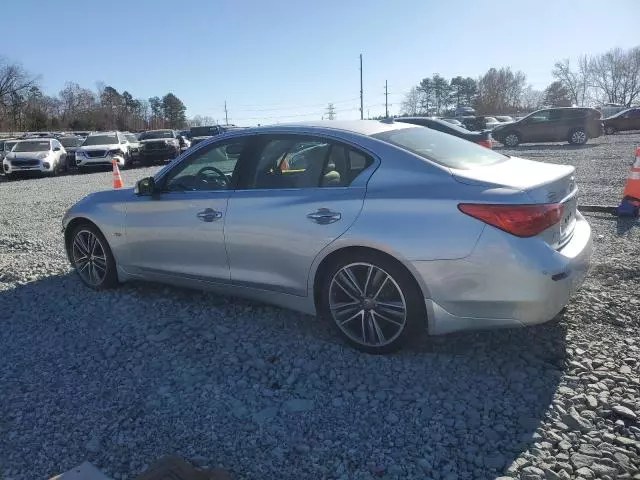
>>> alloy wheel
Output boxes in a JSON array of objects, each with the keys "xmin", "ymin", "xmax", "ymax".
[
  {"xmin": 329, "ymin": 262, "xmax": 407, "ymax": 348},
  {"xmin": 504, "ymin": 134, "xmax": 519, "ymax": 147},
  {"xmin": 72, "ymin": 229, "xmax": 108, "ymax": 286},
  {"xmin": 571, "ymin": 130, "xmax": 587, "ymax": 144}
]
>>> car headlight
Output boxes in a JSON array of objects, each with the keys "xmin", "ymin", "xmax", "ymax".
[
  {"xmin": 37, "ymin": 152, "xmax": 49, "ymax": 159},
  {"xmin": 165, "ymin": 139, "xmax": 178, "ymax": 146},
  {"xmin": 76, "ymin": 150, "xmax": 86, "ymax": 157}
]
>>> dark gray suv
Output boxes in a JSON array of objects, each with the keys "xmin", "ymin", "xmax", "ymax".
[{"xmin": 492, "ymin": 107, "xmax": 603, "ymax": 147}]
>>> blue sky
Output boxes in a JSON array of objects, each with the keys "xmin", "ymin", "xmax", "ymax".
[{"xmin": 3, "ymin": 0, "xmax": 639, "ymax": 125}]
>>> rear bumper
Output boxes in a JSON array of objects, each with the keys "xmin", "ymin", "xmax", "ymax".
[{"xmin": 413, "ymin": 213, "xmax": 592, "ymax": 335}]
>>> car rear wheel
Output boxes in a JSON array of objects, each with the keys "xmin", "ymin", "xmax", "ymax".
[
  {"xmin": 70, "ymin": 224, "xmax": 119, "ymax": 289},
  {"xmin": 605, "ymin": 125, "xmax": 616, "ymax": 135},
  {"xmin": 569, "ymin": 128, "xmax": 588, "ymax": 145},
  {"xmin": 321, "ymin": 252, "xmax": 425, "ymax": 354},
  {"xmin": 503, "ymin": 132, "xmax": 520, "ymax": 147}
]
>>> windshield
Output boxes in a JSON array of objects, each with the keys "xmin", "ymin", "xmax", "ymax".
[
  {"xmin": 59, "ymin": 137, "xmax": 83, "ymax": 147},
  {"xmin": 139, "ymin": 130, "xmax": 174, "ymax": 140},
  {"xmin": 372, "ymin": 127, "xmax": 505, "ymax": 170},
  {"xmin": 13, "ymin": 140, "xmax": 51, "ymax": 152},
  {"xmin": 125, "ymin": 134, "xmax": 138, "ymax": 143},
  {"xmin": 83, "ymin": 135, "xmax": 118, "ymax": 146}
]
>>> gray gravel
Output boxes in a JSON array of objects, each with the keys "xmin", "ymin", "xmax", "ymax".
[{"xmin": 0, "ymin": 138, "xmax": 639, "ymax": 479}]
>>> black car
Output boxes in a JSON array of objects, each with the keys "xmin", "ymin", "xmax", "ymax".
[
  {"xmin": 189, "ymin": 125, "xmax": 239, "ymax": 146},
  {"xmin": 138, "ymin": 129, "xmax": 183, "ymax": 165},
  {"xmin": 603, "ymin": 108, "xmax": 640, "ymax": 135},
  {"xmin": 395, "ymin": 117, "xmax": 493, "ymax": 148},
  {"xmin": 491, "ymin": 107, "xmax": 603, "ymax": 147},
  {"xmin": 59, "ymin": 136, "xmax": 84, "ymax": 170}
]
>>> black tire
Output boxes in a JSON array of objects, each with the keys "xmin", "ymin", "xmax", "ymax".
[
  {"xmin": 69, "ymin": 223, "xmax": 119, "ymax": 289},
  {"xmin": 605, "ymin": 125, "xmax": 616, "ymax": 135},
  {"xmin": 568, "ymin": 128, "xmax": 588, "ymax": 145},
  {"xmin": 48, "ymin": 160, "xmax": 59, "ymax": 177},
  {"xmin": 502, "ymin": 132, "xmax": 520, "ymax": 147},
  {"xmin": 320, "ymin": 251, "xmax": 426, "ymax": 354}
]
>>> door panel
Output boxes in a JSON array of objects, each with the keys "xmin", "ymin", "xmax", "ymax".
[
  {"xmin": 225, "ymin": 187, "xmax": 365, "ymax": 295},
  {"xmin": 123, "ymin": 191, "xmax": 230, "ymax": 281}
]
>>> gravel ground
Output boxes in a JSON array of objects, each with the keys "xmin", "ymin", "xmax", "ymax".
[{"xmin": 0, "ymin": 136, "xmax": 639, "ymax": 480}]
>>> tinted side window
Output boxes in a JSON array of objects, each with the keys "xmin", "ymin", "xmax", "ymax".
[
  {"xmin": 629, "ymin": 109, "xmax": 640, "ymax": 118},
  {"xmin": 528, "ymin": 110, "xmax": 551, "ymax": 123}
]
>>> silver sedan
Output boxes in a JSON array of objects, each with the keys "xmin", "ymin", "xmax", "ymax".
[{"xmin": 62, "ymin": 120, "xmax": 592, "ymax": 353}]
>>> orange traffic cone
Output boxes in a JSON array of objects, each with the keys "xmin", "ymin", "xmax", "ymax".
[
  {"xmin": 112, "ymin": 158, "xmax": 124, "ymax": 189},
  {"xmin": 616, "ymin": 147, "xmax": 640, "ymax": 216}
]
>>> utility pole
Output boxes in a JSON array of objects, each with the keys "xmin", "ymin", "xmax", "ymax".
[
  {"xmin": 384, "ymin": 80, "xmax": 389, "ymax": 118},
  {"xmin": 359, "ymin": 54, "xmax": 364, "ymax": 120},
  {"xmin": 325, "ymin": 103, "xmax": 336, "ymax": 120},
  {"xmin": 224, "ymin": 101, "xmax": 229, "ymax": 125}
]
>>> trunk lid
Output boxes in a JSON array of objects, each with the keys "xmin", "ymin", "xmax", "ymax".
[{"xmin": 452, "ymin": 156, "xmax": 578, "ymax": 248}]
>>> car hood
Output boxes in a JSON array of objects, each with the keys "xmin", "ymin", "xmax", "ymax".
[
  {"xmin": 451, "ymin": 156, "xmax": 575, "ymax": 203},
  {"xmin": 7, "ymin": 151, "xmax": 49, "ymax": 160},
  {"xmin": 65, "ymin": 146, "xmax": 80, "ymax": 152},
  {"xmin": 78, "ymin": 144, "xmax": 119, "ymax": 151}
]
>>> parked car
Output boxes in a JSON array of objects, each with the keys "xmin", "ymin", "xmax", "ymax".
[
  {"xmin": 0, "ymin": 138, "xmax": 18, "ymax": 162},
  {"xmin": 454, "ymin": 106, "xmax": 475, "ymax": 117},
  {"xmin": 179, "ymin": 135, "xmax": 192, "ymax": 152},
  {"xmin": 483, "ymin": 117, "xmax": 501, "ymax": 130},
  {"xmin": 138, "ymin": 129, "xmax": 182, "ymax": 164},
  {"xmin": 62, "ymin": 120, "xmax": 591, "ymax": 353},
  {"xmin": 495, "ymin": 116, "xmax": 514, "ymax": 123},
  {"xmin": 491, "ymin": 107, "xmax": 603, "ymax": 147},
  {"xmin": 440, "ymin": 118, "xmax": 465, "ymax": 127},
  {"xmin": 189, "ymin": 125, "xmax": 238, "ymax": 146},
  {"xmin": 59, "ymin": 136, "xmax": 84, "ymax": 170},
  {"xmin": 3, "ymin": 138, "xmax": 66, "ymax": 178},
  {"xmin": 603, "ymin": 108, "xmax": 640, "ymax": 135},
  {"xmin": 396, "ymin": 117, "xmax": 493, "ymax": 148},
  {"xmin": 124, "ymin": 133, "xmax": 142, "ymax": 161},
  {"xmin": 75, "ymin": 131, "xmax": 131, "ymax": 171}
]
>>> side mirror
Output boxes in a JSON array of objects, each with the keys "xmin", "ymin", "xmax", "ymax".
[
  {"xmin": 54, "ymin": 146, "xmax": 61, "ymax": 151},
  {"xmin": 225, "ymin": 143, "xmax": 244, "ymax": 156},
  {"xmin": 121, "ymin": 140, "xmax": 127, "ymax": 144},
  {"xmin": 135, "ymin": 176, "xmax": 156, "ymax": 196}
]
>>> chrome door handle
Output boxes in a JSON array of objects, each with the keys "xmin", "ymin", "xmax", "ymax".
[
  {"xmin": 306, "ymin": 208, "xmax": 341, "ymax": 224},
  {"xmin": 197, "ymin": 208, "xmax": 223, "ymax": 222}
]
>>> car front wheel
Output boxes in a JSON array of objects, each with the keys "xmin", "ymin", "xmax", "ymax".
[
  {"xmin": 569, "ymin": 128, "xmax": 588, "ymax": 145},
  {"xmin": 503, "ymin": 132, "xmax": 520, "ymax": 147},
  {"xmin": 321, "ymin": 252, "xmax": 425, "ymax": 354},
  {"xmin": 605, "ymin": 125, "xmax": 616, "ymax": 135},
  {"xmin": 70, "ymin": 224, "xmax": 119, "ymax": 289}
]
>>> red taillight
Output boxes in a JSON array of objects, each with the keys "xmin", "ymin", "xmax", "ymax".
[
  {"xmin": 476, "ymin": 139, "xmax": 492, "ymax": 149},
  {"xmin": 458, "ymin": 203, "xmax": 564, "ymax": 237}
]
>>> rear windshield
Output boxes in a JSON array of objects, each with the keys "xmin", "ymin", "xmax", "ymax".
[
  {"xmin": 14, "ymin": 141, "xmax": 51, "ymax": 152},
  {"xmin": 372, "ymin": 127, "xmax": 506, "ymax": 170},
  {"xmin": 83, "ymin": 135, "xmax": 118, "ymax": 146},
  {"xmin": 190, "ymin": 126, "xmax": 218, "ymax": 137}
]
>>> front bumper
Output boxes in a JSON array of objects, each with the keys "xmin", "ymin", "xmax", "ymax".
[
  {"xmin": 140, "ymin": 145, "xmax": 180, "ymax": 161},
  {"xmin": 413, "ymin": 212, "xmax": 593, "ymax": 335},
  {"xmin": 76, "ymin": 153, "xmax": 125, "ymax": 168},
  {"xmin": 3, "ymin": 158, "xmax": 54, "ymax": 174}
]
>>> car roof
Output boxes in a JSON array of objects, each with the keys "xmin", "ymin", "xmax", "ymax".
[
  {"xmin": 243, "ymin": 120, "xmax": 412, "ymax": 137},
  {"xmin": 88, "ymin": 131, "xmax": 119, "ymax": 135}
]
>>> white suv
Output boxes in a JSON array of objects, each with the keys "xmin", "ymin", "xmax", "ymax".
[
  {"xmin": 75, "ymin": 131, "xmax": 132, "ymax": 171},
  {"xmin": 2, "ymin": 138, "xmax": 67, "ymax": 178}
]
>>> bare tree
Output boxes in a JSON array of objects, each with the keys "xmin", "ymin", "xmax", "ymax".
[
  {"xmin": 521, "ymin": 85, "xmax": 544, "ymax": 111},
  {"xmin": 588, "ymin": 46, "xmax": 640, "ymax": 106},
  {"xmin": 400, "ymin": 87, "xmax": 421, "ymax": 115},
  {"xmin": 475, "ymin": 67, "xmax": 526, "ymax": 114}
]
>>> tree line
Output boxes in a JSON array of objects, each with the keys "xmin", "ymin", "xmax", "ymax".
[
  {"xmin": 0, "ymin": 59, "xmax": 187, "ymax": 132},
  {"xmin": 401, "ymin": 45, "xmax": 640, "ymax": 117}
]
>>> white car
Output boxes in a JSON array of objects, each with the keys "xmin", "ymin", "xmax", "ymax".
[
  {"xmin": 124, "ymin": 133, "xmax": 141, "ymax": 162},
  {"xmin": 2, "ymin": 138, "xmax": 66, "ymax": 178},
  {"xmin": 75, "ymin": 131, "xmax": 131, "ymax": 171}
]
